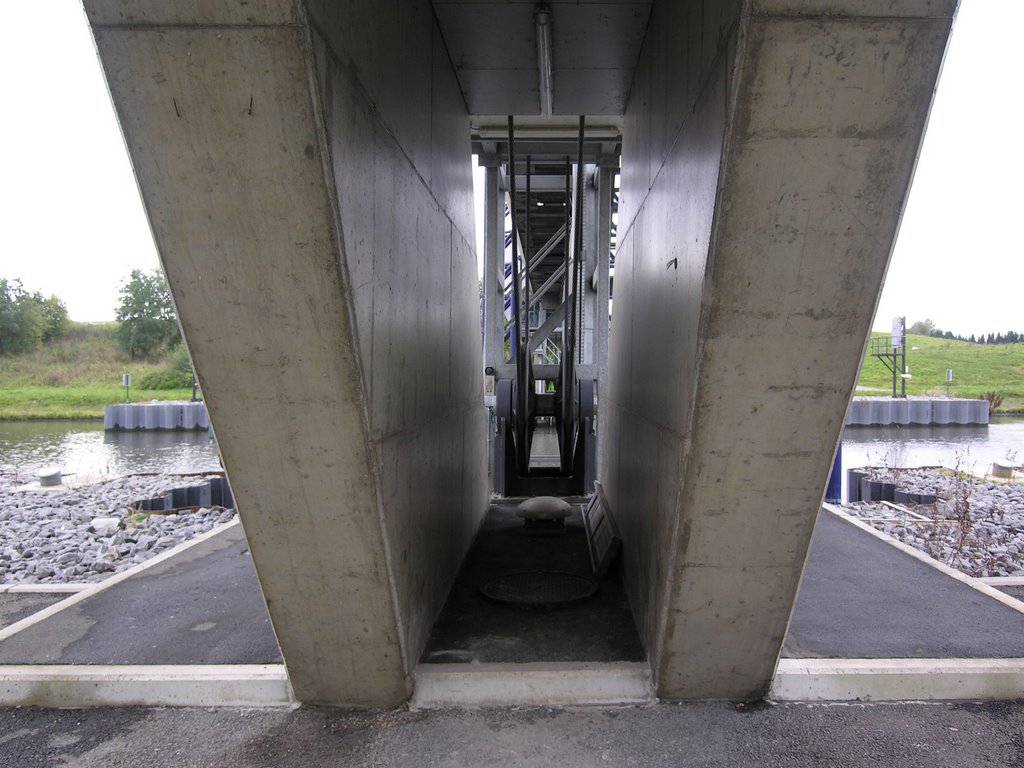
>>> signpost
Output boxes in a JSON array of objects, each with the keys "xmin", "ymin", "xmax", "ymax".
[
  {"xmin": 870, "ymin": 316, "xmax": 907, "ymax": 398},
  {"xmin": 122, "ymin": 372, "xmax": 130, "ymax": 403}
]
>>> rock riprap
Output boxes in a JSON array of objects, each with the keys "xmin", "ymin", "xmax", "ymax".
[
  {"xmin": 0, "ymin": 473, "xmax": 235, "ymax": 585},
  {"xmin": 840, "ymin": 467, "xmax": 1024, "ymax": 578}
]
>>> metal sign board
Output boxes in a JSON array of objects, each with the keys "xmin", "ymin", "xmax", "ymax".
[{"xmin": 891, "ymin": 316, "xmax": 905, "ymax": 349}]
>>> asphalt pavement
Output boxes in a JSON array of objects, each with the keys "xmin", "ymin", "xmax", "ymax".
[
  {"xmin": 0, "ymin": 523, "xmax": 280, "ymax": 665},
  {"xmin": 784, "ymin": 510, "xmax": 1024, "ymax": 658},
  {"xmin": 3, "ymin": 700, "xmax": 1024, "ymax": 767}
]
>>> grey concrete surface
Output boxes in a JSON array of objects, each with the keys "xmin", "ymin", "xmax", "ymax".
[
  {"xmin": 601, "ymin": 0, "xmax": 956, "ymax": 701},
  {"xmin": 3, "ymin": 701, "xmax": 1024, "ymax": 768},
  {"xmin": 0, "ymin": 593, "xmax": 65, "ymax": 630},
  {"xmin": 84, "ymin": 0, "xmax": 486, "ymax": 705},
  {"xmin": 785, "ymin": 511, "xmax": 1024, "ymax": 659},
  {"xmin": 422, "ymin": 504, "xmax": 644, "ymax": 663},
  {"xmin": 0, "ymin": 525, "xmax": 280, "ymax": 665}
]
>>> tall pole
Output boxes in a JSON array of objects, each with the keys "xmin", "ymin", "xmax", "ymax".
[
  {"xmin": 561, "ymin": 156, "xmax": 572, "ymax": 467},
  {"xmin": 507, "ymin": 116, "xmax": 529, "ymax": 470},
  {"xmin": 524, "ymin": 155, "xmax": 531, "ymax": 358},
  {"xmin": 901, "ymin": 344, "xmax": 907, "ymax": 398}
]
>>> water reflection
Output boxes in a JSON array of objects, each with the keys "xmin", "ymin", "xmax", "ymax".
[
  {"xmin": 839, "ymin": 416, "xmax": 1024, "ymax": 499},
  {"xmin": 0, "ymin": 421, "xmax": 221, "ymax": 483}
]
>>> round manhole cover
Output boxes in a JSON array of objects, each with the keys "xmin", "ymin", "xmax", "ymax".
[{"xmin": 479, "ymin": 571, "xmax": 598, "ymax": 606}]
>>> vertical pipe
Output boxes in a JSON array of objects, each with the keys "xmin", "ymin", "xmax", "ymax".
[
  {"xmin": 507, "ymin": 116, "xmax": 521, "ymax": 363},
  {"xmin": 901, "ymin": 346, "xmax": 907, "ymax": 398},
  {"xmin": 573, "ymin": 116, "xmax": 586, "ymax": 366},
  {"xmin": 507, "ymin": 116, "xmax": 529, "ymax": 471},
  {"xmin": 561, "ymin": 156, "xmax": 572, "ymax": 468},
  {"xmin": 825, "ymin": 441, "xmax": 843, "ymax": 503},
  {"xmin": 525, "ymin": 155, "xmax": 531, "ymax": 356}
]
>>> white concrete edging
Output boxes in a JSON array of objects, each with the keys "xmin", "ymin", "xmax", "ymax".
[
  {"xmin": 980, "ymin": 576, "xmax": 1024, "ymax": 587},
  {"xmin": 0, "ymin": 519, "xmax": 240, "ymax": 643},
  {"xmin": 772, "ymin": 658, "xmax": 1024, "ymax": 702},
  {"xmin": 0, "ymin": 583, "xmax": 93, "ymax": 594},
  {"xmin": 0, "ymin": 664, "xmax": 291, "ymax": 708},
  {"xmin": 822, "ymin": 504, "xmax": 1024, "ymax": 616},
  {"xmin": 411, "ymin": 661, "xmax": 653, "ymax": 709}
]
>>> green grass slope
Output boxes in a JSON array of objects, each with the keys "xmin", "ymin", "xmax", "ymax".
[
  {"xmin": 0, "ymin": 323, "xmax": 192, "ymax": 419},
  {"xmin": 857, "ymin": 333, "xmax": 1024, "ymax": 410}
]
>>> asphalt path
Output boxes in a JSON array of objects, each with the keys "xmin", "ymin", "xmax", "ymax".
[
  {"xmin": 0, "ymin": 523, "xmax": 280, "ymax": 664},
  {"xmin": 784, "ymin": 509, "xmax": 1024, "ymax": 658}
]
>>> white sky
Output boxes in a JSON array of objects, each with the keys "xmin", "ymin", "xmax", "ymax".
[{"xmin": 2, "ymin": 2, "xmax": 1021, "ymax": 334}]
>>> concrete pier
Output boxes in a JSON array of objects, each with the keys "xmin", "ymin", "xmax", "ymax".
[
  {"xmin": 82, "ymin": 0, "xmax": 957, "ymax": 707},
  {"xmin": 600, "ymin": 0, "xmax": 956, "ymax": 700},
  {"xmin": 103, "ymin": 401, "xmax": 209, "ymax": 431},
  {"xmin": 846, "ymin": 397, "xmax": 989, "ymax": 427}
]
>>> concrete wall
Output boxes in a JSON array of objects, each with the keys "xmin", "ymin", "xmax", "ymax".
[
  {"xmin": 84, "ymin": 0, "xmax": 485, "ymax": 706},
  {"xmin": 604, "ymin": 0, "xmax": 956, "ymax": 700},
  {"xmin": 305, "ymin": 0, "xmax": 487, "ymax": 686},
  {"xmin": 602, "ymin": 0, "xmax": 743, "ymax": 689}
]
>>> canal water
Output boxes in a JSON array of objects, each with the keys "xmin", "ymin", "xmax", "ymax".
[
  {"xmin": 0, "ymin": 421, "xmax": 222, "ymax": 483},
  {"xmin": 840, "ymin": 416, "xmax": 1024, "ymax": 498},
  {"xmin": 2, "ymin": 417, "xmax": 1023, "ymax": 496}
]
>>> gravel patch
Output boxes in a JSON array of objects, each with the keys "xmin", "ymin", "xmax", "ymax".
[
  {"xmin": 0, "ymin": 472, "xmax": 235, "ymax": 585},
  {"xmin": 840, "ymin": 467, "xmax": 1024, "ymax": 577}
]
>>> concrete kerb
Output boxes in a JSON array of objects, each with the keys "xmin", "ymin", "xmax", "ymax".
[
  {"xmin": 0, "ymin": 664, "xmax": 292, "ymax": 708},
  {"xmin": 769, "ymin": 505, "xmax": 1024, "ymax": 703},
  {"xmin": 980, "ymin": 576, "xmax": 1024, "ymax": 587},
  {"xmin": 772, "ymin": 658, "xmax": 1024, "ymax": 702},
  {"xmin": 411, "ymin": 661, "xmax": 653, "ymax": 709},
  {"xmin": 0, "ymin": 583, "xmax": 92, "ymax": 594}
]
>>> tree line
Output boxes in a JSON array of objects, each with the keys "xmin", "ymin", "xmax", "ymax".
[
  {"xmin": 907, "ymin": 319, "xmax": 1024, "ymax": 345},
  {"xmin": 0, "ymin": 279, "xmax": 70, "ymax": 355},
  {"xmin": 0, "ymin": 269, "xmax": 180, "ymax": 358}
]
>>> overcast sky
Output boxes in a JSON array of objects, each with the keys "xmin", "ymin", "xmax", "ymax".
[{"xmin": 2, "ymin": 2, "xmax": 1020, "ymax": 336}]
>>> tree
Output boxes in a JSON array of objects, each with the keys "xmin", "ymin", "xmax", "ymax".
[
  {"xmin": 40, "ymin": 295, "xmax": 70, "ymax": 343},
  {"xmin": 0, "ymin": 279, "xmax": 70, "ymax": 355},
  {"xmin": 908, "ymin": 318, "xmax": 936, "ymax": 336},
  {"xmin": 0, "ymin": 278, "xmax": 45, "ymax": 355},
  {"xmin": 115, "ymin": 269, "xmax": 181, "ymax": 358}
]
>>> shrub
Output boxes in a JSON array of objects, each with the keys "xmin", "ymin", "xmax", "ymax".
[
  {"xmin": 981, "ymin": 391, "xmax": 1005, "ymax": 410},
  {"xmin": 138, "ymin": 345, "xmax": 194, "ymax": 389}
]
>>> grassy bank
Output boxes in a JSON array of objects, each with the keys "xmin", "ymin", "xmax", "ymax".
[
  {"xmin": 0, "ymin": 323, "xmax": 192, "ymax": 420},
  {"xmin": 857, "ymin": 334, "xmax": 1024, "ymax": 411}
]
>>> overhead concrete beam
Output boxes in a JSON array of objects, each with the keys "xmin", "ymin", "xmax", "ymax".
[
  {"xmin": 84, "ymin": 0, "xmax": 485, "ymax": 706},
  {"xmin": 604, "ymin": 0, "xmax": 956, "ymax": 701}
]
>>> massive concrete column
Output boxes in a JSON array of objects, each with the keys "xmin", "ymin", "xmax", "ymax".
[
  {"xmin": 84, "ymin": 0, "xmax": 486, "ymax": 706},
  {"xmin": 602, "ymin": 0, "xmax": 956, "ymax": 700}
]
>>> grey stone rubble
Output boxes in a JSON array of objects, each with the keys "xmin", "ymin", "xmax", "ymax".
[
  {"xmin": 840, "ymin": 467, "xmax": 1024, "ymax": 578},
  {"xmin": 0, "ymin": 470, "xmax": 235, "ymax": 585}
]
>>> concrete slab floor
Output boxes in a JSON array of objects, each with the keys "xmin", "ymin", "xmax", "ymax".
[
  {"xmin": 421, "ymin": 503, "xmax": 644, "ymax": 664},
  {"xmin": 3, "ymin": 701, "xmax": 1024, "ymax": 767}
]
